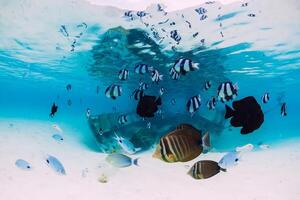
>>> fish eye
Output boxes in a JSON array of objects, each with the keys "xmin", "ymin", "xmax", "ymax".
[
  {"xmin": 235, "ymin": 158, "xmax": 239, "ymax": 162},
  {"xmin": 119, "ymin": 140, "xmax": 122, "ymax": 143},
  {"xmin": 27, "ymin": 166, "xmax": 30, "ymax": 169},
  {"xmin": 46, "ymin": 159, "xmax": 49, "ymax": 163}
]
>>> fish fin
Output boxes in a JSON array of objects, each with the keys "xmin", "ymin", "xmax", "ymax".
[
  {"xmin": 133, "ymin": 158, "xmax": 140, "ymax": 166},
  {"xmin": 225, "ymin": 105, "xmax": 234, "ymax": 119},
  {"xmin": 159, "ymin": 75, "xmax": 163, "ymax": 80},
  {"xmin": 152, "ymin": 146, "xmax": 162, "ymax": 159},
  {"xmin": 193, "ymin": 63, "xmax": 199, "ymax": 69},
  {"xmin": 156, "ymin": 97, "xmax": 162, "ymax": 105},
  {"xmin": 134, "ymin": 147, "xmax": 142, "ymax": 152},
  {"xmin": 220, "ymin": 167, "xmax": 227, "ymax": 172},
  {"xmin": 202, "ymin": 132, "xmax": 211, "ymax": 150}
]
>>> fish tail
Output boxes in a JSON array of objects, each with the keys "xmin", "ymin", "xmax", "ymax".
[
  {"xmin": 225, "ymin": 105, "xmax": 234, "ymax": 119},
  {"xmin": 135, "ymin": 147, "xmax": 142, "ymax": 152},
  {"xmin": 220, "ymin": 167, "xmax": 227, "ymax": 172},
  {"xmin": 133, "ymin": 158, "xmax": 140, "ymax": 166}
]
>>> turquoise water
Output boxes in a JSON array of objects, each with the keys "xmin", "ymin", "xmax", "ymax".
[{"xmin": 0, "ymin": 0, "xmax": 300, "ymax": 153}]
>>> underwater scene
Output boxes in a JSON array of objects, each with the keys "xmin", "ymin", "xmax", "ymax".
[{"xmin": 0, "ymin": 0, "xmax": 300, "ymax": 199}]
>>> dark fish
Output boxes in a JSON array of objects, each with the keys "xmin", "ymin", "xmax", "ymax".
[
  {"xmin": 153, "ymin": 124, "xmax": 209, "ymax": 162},
  {"xmin": 225, "ymin": 96, "xmax": 264, "ymax": 134},
  {"xmin": 131, "ymin": 89, "xmax": 144, "ymax": 100},
  {"xmin": 185, "ymin": 20, "xmax": 192, "ymax": 28},
  {"xmin": 195, "ymin": 7, "xmax": 207, "ymax": 15},
  {"xmin": 207, "ymin": 96, "xmax": 217, "ymax": 110},
  {"xmin": 172, "ymin": 58, "xmax": 199, "ymax": 75},
  {"xmin": 49, "ymin": 103, "xmax": 58, "ymax": 117},
  {"xmin": 186, "ymin": 95, "xmax": 201, "ymax": 114},
  {"xmin": 105, "ymin": 84, "xmax": 122, "ymax": 100},
  {"xmin": 200, "ymin": 15, "xmax": 208, "ymax": 21},
  {"xmin": 281, "ymin": 103, "xmax": 287, "ymax": 116},
  {"xmin": 136, "ymin": 95, "xmax": 162, "ymax": 118},
  {"xmin": 192, "ymin": 32, "xmax": 199, "ymax": 38},
  {"xmin": 118, "ymin": 69, "xmax": 129, "ymax": 80},
  {"xmin": 59, "ymin": 25, "xmax": 69, "ymax": 37},
  {"xmin": 242, "ymin": 3, "xmax": 248, "ymax": 7},
  {"xmin": 66, "ymin": 84, "xmax": 72, "ymax": 91},
  {"xmin": 135, "ymin": 64, "xmax": 153, "ymax": 74},
  {"xmin": 118, "ymin": 115, "xmax": 128, "ymax": 125},
  {"xmin": 262, "ymin": 92, "xmax": 270, "ymax": 104},
  {"xmin": 136, "ymin": 11, "xmax": 147, "ymax": 17},
  {"xmin": 188, "ymin": 160, "xmax": 226, "ymax": 179},
  {"xmin": 217, "ymin": 82, "xmax": 238, "ymax": 102},
  {"xmin": 248, "ymin": 13, "xmax": 256, "ymax": 17},
  {"xmin": 170, "ymin": 30, "xmax": 181, "ymax": 43}
]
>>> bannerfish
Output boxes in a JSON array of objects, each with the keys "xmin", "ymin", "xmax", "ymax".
[
  {"xmin": 151, "ymin": 69, "xmax": 163, "ymax": 84},
  {"xmin": 118, "ymin": 115, "xmax": 128, "ymax": 125},
  {"xmin": 281, "ymin": 103, "xmax": 287, "ymax": 116},
  {"xmin": 217, "ymin": 82, "xmax": 238, "ymax": 102},
  {"xmin": 46, "ymin": 155, "xmax": 66, "ymax": 175},
  {"xmin": 159, "ymin": 87, "xmax": 165, "ymax": 96},
  {"xmin": 131, "ymin": 89, "xmax": 144, "ymax": 100},
  {"xmin": 139, "ymin": 82, "xmax": 148, "ymax": 91},
  {"xmin": 262, "ymin": 92, "xmax": 270, "ymax": 104},
  {"xmin": 169, "ymin": 67, "xmax": 180, "ymax": 80},
  {"xmin": 195, "ymin": 7, "xmax": 207, "ymax": 15},
  {"xmin": 113, "ymin": 133, "xmax": 141, "ymax": 154},
  {"xmin": 186, "ymin": 95, "xmax": 201, "ymax": 114},
  {"xmin": 136, "ymin": 95, "xmax": 162, "ymax": 118},
  {"xmin": 218, "ymin": 151, "xmax": 241, "ymax": 169},
  {"xmin": 66, "ymin": 84, "xmax": 72, "ymax": 91},
  {"xmin": 204, "ymin": 81, "xmax": 211, "ymax": 91},
  {"xmin": 153, "ymin": 124, "xmax": 210, "ymax": 162},
  {"xmin": 207, "ymin": 97, "xmax": 217, "ymax": 110},
  {"xmin": 105, "ymin": 153, "xmax": 139, "ymax": 168},
  {"xmin": 170, "ymin": 30, "xmax": 181, "ymax": 43},
  {"xmin": 135, "ymin": 64, "xmax": 153, "ymax": 74},
  {"xmin": 49, "ymin": 103, "xmax": 58, "ymax": 117},
  {"xmin": 188, "ymin": 160, "xmax": 226, "ymax": 179},
  {"xmin": 15, "ymin": 159, "xmax": 32, "ymax": 170},
  {"xmin": 172, "ymin": 58, "xmax": 199, "ymax": 75},
  {"xmin": 105, "ymin": 84, "xmax": 122, "ymax": 100},
  {"xmin": 52, "ymin": 134, "xmax": 64, "ymax": 141},
  {"xmin": 118, "ymin": 69, "xmax": 129, "ymax": 80},
  {"xmin": 225, "ymin": 96, "xmax": 264, "ymax": 134}
]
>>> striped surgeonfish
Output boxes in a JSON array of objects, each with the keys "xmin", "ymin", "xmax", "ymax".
[
  {"xmin": 105, "ymin": 84, "xmax": 122, "ymax": 100},
  {"xmin": 135, "ymin": 64, "xmax": 153, "ymax": 74},
  {"xmin": 153, "ymin": 124, "xmax": 210, "ymax": 163},
  {"xmin": 188, "ymin": 160, "xmax": 226, "ymax": 179},
  {"xmin": 172, "ymin": 58, "xmax": 199, "ymax": 75},
  {"xmin": 262, "ymin": 92, "xmax": 270, "ymax": 104},
  {"xmin": 186, "ymin": 95, "xmax": 201, "ymax": 114},
  {"xmin": 217, "ymin": 81, "xmax": 238, "ymax": 102},
  {"xmin": 118, "ymin": 69, "xmax": 129, "ymax": 80}
]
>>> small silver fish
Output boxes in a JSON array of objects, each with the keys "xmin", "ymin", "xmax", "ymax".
[
  {"xmin": 15, "ymin": 159, "xmax": 32, "ymax": 171},
  {"xmin": 52, "ymin": 134, "xmax": 64, "ymax": 142},
  {"xmin": 106, "ymin": 153, "xmax": 139, "ymax": 168},
  {"xmin": 218, "ymin": 151, "xmax": 241, "ymax": 169},
  {"xmin": 46, "ymin": 155, "xmax": 66, "ymax": 175}
]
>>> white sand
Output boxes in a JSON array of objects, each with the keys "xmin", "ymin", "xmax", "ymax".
[{"xmin": 0, "ymin": 119, "xmax": 300, "ymax": 200}]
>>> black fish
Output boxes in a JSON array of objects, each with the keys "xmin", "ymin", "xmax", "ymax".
[
  {"xmin": 66, "ymin": 84, "xmax": 72, "ymax": 91},
  {"xmin": 225, "ymin": 96, "xmax": 264, "ymax": 134},
  {"xmin": 49, "ymin": 103, "xmax": 58, "ymax": 117},
  {"xmin": 136, "ymin": 95, "xmax": 162, "ymax": 118}
]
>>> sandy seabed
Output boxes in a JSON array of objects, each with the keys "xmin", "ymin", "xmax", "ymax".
[{"xmin": 0, "ymin": 119, "xmax": 299, "ymax": 200}]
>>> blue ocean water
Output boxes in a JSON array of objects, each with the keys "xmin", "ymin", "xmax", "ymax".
[{"xmin": 0, "ymin": 0, "xmax": 299, "ymax": 154}]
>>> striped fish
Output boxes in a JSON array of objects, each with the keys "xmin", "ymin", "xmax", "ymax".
[
  {"xmin": 186, "ymin": 95, "xmax": 201, "ymax": 114},
  {"xmin": 204, "ymin": 81, "xmax": 211, "ymax": 90},
  {"xmin": 131, "ymin": 89, "xmax": 144, "ymax": 100},
  {"xmin": 207, "ymin": 96, "xmax": 217, "ymax": 110},
  {"xmin": 139, "ymin": 82, "xmax": 148, "ymax": 91},
  {"xmin": 170, "ymin": 30, "xmax": 182, "ymax": 43},
  {"xmin": 188, "ymin": 160, "xmax": 225, "ymax": 179},
  {"xmin": 153, "ymin": 124, "xmax": 209, "ymax": 163},
  {"xmin": 137, "ymin": 11, "xmax": 147, "ymax": 17},
  {"xmin": 105, "ymin": 84, "xmax": 122, "ymax": 100},
  {"xmin": 118, "ymin": 69, "xmax": 129, "ymax": 80},
  {"xmin": 169, "ymin": 67, "xmax": 180, "ymax": 80},
  {"xmin": 200, "ymin": 15, "xmax": 208, "ymax": 21},
  {"xmin": 151, "ymin": 69, "xmax": 163, "ymax": 83},
  {"xmin": 173, "ymin": 58, "xmax": 199, "ymax": 75},
  {"xmin": 195, "ymin": 7, "xmax": 207, "ymax": 15},
  {"xmin": 281, "ymin": 103, "xmax": 287, "ymax": 116},
  {"xmin": 217, "ymin": 82, "xmax": 238, "ymax": 102},
  {"xmin": 262, "ymin": 92, "xmax": 270, "ymax": 104},
  {"xmin": 118, "ymin": 115, "xmax": 128, "ymax": 125},
  {"xmin": 135, "ymin": 64, "xmax": 153, "ymax": 74},
  {"xmin": 159, "ymin": 87, "xmax": 165, "ymax": 96}
]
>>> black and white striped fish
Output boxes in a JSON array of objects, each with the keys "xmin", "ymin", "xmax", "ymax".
[
  {"xmin": 172, "ymin": 58, "xmax": 199, "ymax": 75},
  {"xmin": 186, "ymin": 95, "xmax": 201, "ymax": 114},
  {"xmin": 137, "ymin": 11, "xmax": 147, "ymax": 17},
  {"xmin": 159, "ymin": 87, "xmax": 165, "ymax": 96},
  {"xmin": 195, "ymin": 7, "xmax": 207, "ymax": 15},
  {"xmin": 207, "ymin": 97, "xmax": 217, "ymax": 110},
  {"xmin": 124, "ymin": 11, "xmax": 133, "ymax": 19},
  {"xmin": 135, "ymin": 64, "xmax": 153, "ymax": 74},
  {"xmin": 169, "ymin": 67, "xmax": 180, "ymax": 80},
  {"xmin": 200, "ymin": 15, "xmax": 208, "ymax": 20},
  {"xmin": 151, "ymin": 69, "xmax": 163, "ymax": 83},
  {"xmin": 118, "ymin": 69, "xmax": 129, "ymax": 80},
  {"xmin": 217, "ymin": 82, "xmax": 238, "ymax": 102},
  {"xmin": 248, "ymin": 13, "xmax": 256, "ymax": 17},
  {"xmin": 170, "ymin": 30, "xmax": 181, "ymax": 43},
  {"xmin": 204, "ymin": 81, "xmax": 212, "ymax": 90},
  {"xmin": 281, "ymin": 103, "xmax": 287, "ymax": 116},
  {"xmin": 262, "ymin": 93, "xmax": 270, "ymax": 104},
  {"xmin": 118, "ymin": 115, "xmax": 128, "ymax": 125},
  {"xmin": 139, "ymin": 82, "xmax": 148, "ymax": 91},
  {"xmin": 105, "ymin": 84, "xmax": 122, "ymax": 100},
  {"xmin": 131, "ymin": 89, "xmax": 144, "ymax": 100}
]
